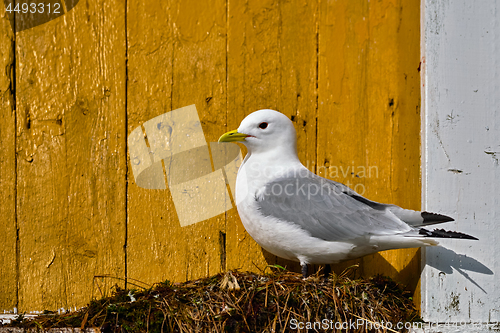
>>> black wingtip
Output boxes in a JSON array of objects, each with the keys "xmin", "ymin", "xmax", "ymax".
[
  {"xmin": 419, "ymin": 228, "xmax": 478, "ymax": 240},
  {"xmin": 421, "ymin": 211, "xmax": 455, "ymax": 224}
]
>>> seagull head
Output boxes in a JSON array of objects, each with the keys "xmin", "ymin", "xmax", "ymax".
[{"xmin": 219, "ymin": 110, "xmax": 298, "ymax": 156}]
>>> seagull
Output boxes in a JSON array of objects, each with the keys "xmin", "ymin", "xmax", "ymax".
[{"xmin": 219, "ymin": 109, "xmax": 477, "ymax": 277}]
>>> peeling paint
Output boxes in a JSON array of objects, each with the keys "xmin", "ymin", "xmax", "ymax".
[
  {"xmin": 46, "ymin": 251, "xmax": 56, "ymax": 269},
  {"xmin": 484, "ymin": 147, "xmax": 500, "ymax": 165},
  {"xmin": 445, "ymin": 292, "xmax": 461, "ymax": 314}
]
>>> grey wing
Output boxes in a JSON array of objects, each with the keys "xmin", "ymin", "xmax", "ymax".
[
  {"xmin": 255, "ymin": 174, "xmax": 412, "ymax": 241},
  {"xmin": 334, "ymin": 183, "xmax": 455, "ymax": 227}
]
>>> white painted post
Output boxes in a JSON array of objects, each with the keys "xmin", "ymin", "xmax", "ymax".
[{"xmin": 421, "ymin": 0, "xmax": 500, "ymax": 331}]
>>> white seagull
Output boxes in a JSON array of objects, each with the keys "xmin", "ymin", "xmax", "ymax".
[{"xmin": 219, "ymin": 110, "xmax": 477, "ymax": 277}]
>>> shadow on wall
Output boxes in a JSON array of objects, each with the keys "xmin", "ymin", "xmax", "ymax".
[
  {"xmin": 262, "ymin": 246, "xmax": 493, "ymax": 296},
  {"xmin": 3, "ymin": 0, "xmax": 80, "ymax": 32},
  {"xmin": 425, "ymin": 247, "xmax": 493, "ymax": 294}
]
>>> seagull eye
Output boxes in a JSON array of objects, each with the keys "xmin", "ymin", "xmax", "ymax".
[{"xmin": 259, "ymin": 122, "xmax": 268, "ymax": 129}]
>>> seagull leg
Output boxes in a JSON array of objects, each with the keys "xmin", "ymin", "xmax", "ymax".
[
  {"xmin": 301, "ymin": 264, "xmax": 308, "ymax": 278},
  {"xmin": 324, "ymin": 264, "xmax": 331, "ymax": 279}
]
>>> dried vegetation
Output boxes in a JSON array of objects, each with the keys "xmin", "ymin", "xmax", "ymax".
[{"xmin": 6, "ymin": 266, "xmax": 420, "ymax": 332}]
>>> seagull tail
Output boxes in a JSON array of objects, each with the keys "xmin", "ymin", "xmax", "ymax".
[
  {"xmin": 387, "ymin": 206, "xmax": 455, "ymax": 227},
  {"xmin": 348, "ymin": 194, "xmax": 456, "ymax": 227},
  {"xmin": 420, "ymin": 212, "xmax": 455, "ymax": 225},
  {"xmin": 419, "ymin": 228, "xmax": 478, "ymax": 240}
]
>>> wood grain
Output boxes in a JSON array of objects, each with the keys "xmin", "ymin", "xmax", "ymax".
[
  {"xmin": 0, "ymin": 0, "xmax": 17, "ymax": 312},
  {"xmin": 422, "ymin": 0, "xmax": 499, "ymax": 321},
  {"xmin": 318, "ymin": 0, "xmax": 421, "ymax": 302},
  {"xmin": 126, "ymin": 0, "xmax": 229, "ymax": 285},
  {"xmin": 126, "ymin": 0, "xmax": 181, "ymax": 287},
  {"xmin": 15, "ymin": 0, "xmax": 126, "ymax": 311},
  {"xmin": 0, "ymin": 0, "xmax": 421, "ymax": 311},
  {"xmin": 224, "ymin": 0, "xmax": 320, "ymax": 274},
  {"xmin": 171, "ymin": 0, "xmax": 228, "ymax": 281},
  {"xmin": 226, "ymin": 0, "xmax": 290, "ymax": 273}
]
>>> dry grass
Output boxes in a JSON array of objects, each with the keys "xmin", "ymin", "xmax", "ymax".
[{"xmin": 6, "ymin": 266, "xmax": 421, "ymax": 332}]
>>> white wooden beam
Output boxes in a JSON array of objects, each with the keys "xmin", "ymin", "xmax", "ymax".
[{"xmin": 421, "ymin": 0, "xmax": 500, "ymax": 330}]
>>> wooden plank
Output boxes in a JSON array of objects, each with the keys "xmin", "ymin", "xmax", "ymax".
[
  {"xmin": 0, "ymin": 328, "xmax": 96, "ymax": 333},
  {"xmin": 126, "ymin": 0, "xmax": 181, "ymax": 286},
  {"xmin": 226, "ymin": 0, "xmax": 319, "ymax": 273},
  {"xmin": 15, "ymin": 0, "xmax": 126, "ymax": 311},
  {"xmin": 226, "ymin": 0, "xmax": 279, "ymax": 274},
  {"xmin": 360, "ymin": 0, "xmax": 422, "ymax": 303},
  {"xmin": 278, "ymin": 0, "xmax": 319, "ymax": 179},
  {"xmin": 368, "ymin": 0, "xmax": 422, "ymax": 304},
  {"xmin": 127, "ymin": 0, "xmax": 228, "ymax": 285},
  {"xmin": 170, "ymin": 0, "xmax": 228, "ymax": 280},
  {"xmin": 272, "ymin": 0, "xmax": 319, "ymax": 272},
  {"xmin": 318, "ymin": 0, "xmax": 421, "ymax": 296},
  {"xmin": 318, "ymin": 0, "xmax": 369, "ymax": 278},
  {"xmin": 0, "ymin": 0, "xmax": 17, "ymax": 312},
  {"xmin": 421, "ymin": 0, "xmax": 499, "ymax": 323}
]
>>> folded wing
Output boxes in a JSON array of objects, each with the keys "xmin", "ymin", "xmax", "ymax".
[{"xmin": 254, "ymin": 172, "xmax": 413, "ymax": 242}]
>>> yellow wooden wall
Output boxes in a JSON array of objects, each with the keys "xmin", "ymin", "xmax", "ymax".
[{"xmin": 0, "ymin": 0, "xmax": 421, "ymax": 312}]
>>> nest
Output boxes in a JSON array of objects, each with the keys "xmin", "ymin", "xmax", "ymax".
[{"xmin": 6, "ymin": 266, "xmax": 421, "ymax": 332}]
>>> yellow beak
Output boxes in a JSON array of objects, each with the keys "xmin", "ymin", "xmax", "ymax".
[{"xmin": 218, "ymin": 129, "xmax": 248, "ymax": 143}]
